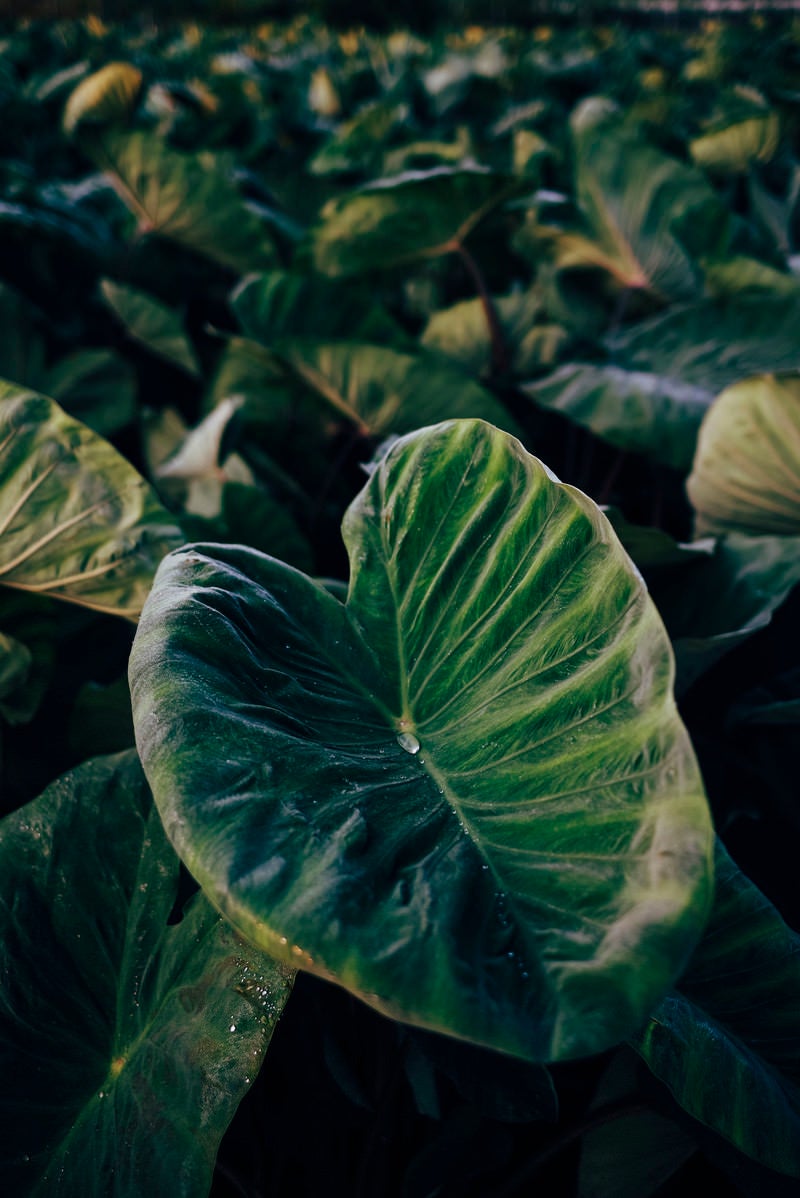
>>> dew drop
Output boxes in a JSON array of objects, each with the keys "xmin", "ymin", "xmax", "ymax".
[
  {"xmin": 397, "ymin": 732, "xmax": 420, "ymax": 755},
  {"xmin": 229, "ymin": 1023, "xmax": 237, "ymax": 1033}
]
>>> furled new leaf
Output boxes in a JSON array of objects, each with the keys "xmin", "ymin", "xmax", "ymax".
[
  {"xmin": 687, "ymin": 374, "xmax": 800, "ymax": 536},
  {"xmin": 0, "ymin": 382, "xmax": 183, "ymax": 618},
  {"xmin": 632, "ymin": 840, "xmax": 800, "ymax": 1177},
  {"xmin": 130, "ymin": 419, "xmax": 713, "ymax": 1064},
  {"xmin": 310, "ymin": 166, "xmax": 522, "ymax": 277},
  {"xmin": 0, "ymin": 750, "xmax": 294, "ymax": 1196}
]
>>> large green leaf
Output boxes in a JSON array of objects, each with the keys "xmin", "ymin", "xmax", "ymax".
[
  {"xmin": 231, "ymin": 269, "xmax": 407, "ymax": 347},
  {"xmin": 130, "ymin": 419, "xmax": 713, "ymax": 1064},
  {"xmin": 0, "ymin": 382, "xmax": 183, "ymax": 619},
  {"xmin": 310, "ymin": 166, "xmax": 522, "ymax": 277},
  {"xmin": 82, "ymin": 129, "xmax": 277, "ymax": 274},
  {"xmin": 0, "ymin": 750, "xmax": 294, "ymax": 1196},
  {"xmin": 534, "ymin": 103, "xmax": 725, "ymax": 302},
  {"xmin": 687, "ymin": 374, "xmax": 800, "ymax": 536},
  {"xmin": 523, "ymin": 364, "xmax": 711, "ymax": 472},
  {"xmin": 632, "ymin": 840, "xmax": 800, "ymax": 1177},
  {"xmin": 529, "ymin": 296, "xmax": 800, "ymax": 469}
]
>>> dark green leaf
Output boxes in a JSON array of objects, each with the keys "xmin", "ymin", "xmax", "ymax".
[
  {"xmin": 231, "ymin": 269, "xmax": 407, "ymax": 347},
  {"xmin": 632, "ymin": 840, "xmax": 800, "ymax": 1178},
  {"xmin": 0, "ymin": 750, "xmax": 294, "ymax": 1196},
  {"xmin": 130, "ymin": 419, "xmax": 713, "ymax": 1064},
  {"xmin": 100, "ymin": 280, "xmax": 201, "ymax": 377},
  {"xmin": 46, "ymin": 349, "xmax": 138, "ymax": 437}
]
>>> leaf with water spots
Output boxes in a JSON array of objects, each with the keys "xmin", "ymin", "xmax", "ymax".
[
  {"xmin": 130, "ymin": 418, "xmax": 713, "ymax": 1063},
  {"xmin": 0, "ymin": 750, "xmax": 294, "ymax": 1197}
]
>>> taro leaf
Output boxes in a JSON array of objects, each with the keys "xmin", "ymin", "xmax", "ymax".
[
  {"xmin": 690, "ymin": 92, "xmax": 780, "ymax": 176},
  {"xmin": 309, "ymin": 100, "xmax": 409, "ymax": 177},
  {"xmin": 687, "ymin": 374, "xmax": 800, "ymax": 536},
  {"xmin": 540, "ymin": 297, "xmax": 800, "ymax": 469},
  {"xmin": 100, "ymin": 280, "xmax": 201, "ymax": 377},
  {"xmin": 82, "ymin": 129, "xmax": 277, "ymax": 274},
  {"xmin": 607, "ymin": 295, "xmax": 800, "ymax": 394},
  {"xmin": 702, "ymin": 256, "xmax": 800, "ymax": 299},
  {"xmin": 631, "ymin": 840, "xmax": 800, "ymax": 1178},
  {"xmin": 231, "ymin": 269, "xmax": 407, "ymax": 348},
  {"xmin": 268, "ymin": 341, "xmax": 523, "ymax": 438},
  {"xmin": 382, "ymin": 127, "xmax": 473, "ymax": 176},
  {"xmin": 547, "ymin": 106, "xmax": 725, "ymax": 301},
  {"xmin": 421, "ymin": 287, "xmax": 569, "ymax": 379},
  {"xmin": 62, "ymin": 61, "xmax": 143, "ymax": 135},
  {"xmin": 522, "ymin": 364, "xmax": 712, "ymax": 472},
  {"xmin": 0, "ymin": 750, "xmax": 294, "ymax": 1197},
  {"xmin": 0, "ymin": 382, "xmax": 183, "ymax": 619},
  {"xmin": 628, "ymin": 531, "xmax": 800, "ymax": 695},
  {"xmin": 130, "ymin": 419, "xmax": 713, "ymax": 1063},
  {"xmin": 46, "ymin": 349, "xmax": 137, "ymax": 437},
  {"xmin": 310, "ymin": 166, "xmax": 523, "ymax": 277}
]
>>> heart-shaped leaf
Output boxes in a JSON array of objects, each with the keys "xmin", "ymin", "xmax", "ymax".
[
  {"xmin": 0, "ymin": 750, "xmax": 294, "ymax": 1197},
  {"xmin": 535, "ymin": 104, "xmax": 726, "ymax": 302},
  {"xmin": 0, "ymin": 382, "xmax": 183, "ymax": 618},
  {"xmin": 130, "ymin": 419, "xmax": 713, "ymax": 1064},
  {"xmin": 310, "ymin": 166, "xmax": 522, "ymax": 277},
  {"xmin": 687, "ymin": 374, "xmax": 800, "ymax": 536},
  {"xmin": 631, "ymin": 840, "xmax": 800, "ymax": 1178},
  {"xmin": 83, "ymin": 129, "xmax": 277, "ymax": 274}
]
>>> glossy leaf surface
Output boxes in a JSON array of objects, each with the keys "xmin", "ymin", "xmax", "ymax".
[
  {"xmin": 0, "ymin": 382, "xmax": 182, "ymax": 618},
  {"xmin": 130, "ymin": 419, "xmax": 713, "ymax": 1063},
  {"xmin": 0, "ymin": 750, "xmax": 294, "ymax": 1197},
  {"xmin": 632, "ymin": 840, "xmax": 800, "ymax": 1177}
]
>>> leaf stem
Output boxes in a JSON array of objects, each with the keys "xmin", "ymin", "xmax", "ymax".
[{"xmin": 452, "ymin": 240, "xmax": 509, "ymax": 377}]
